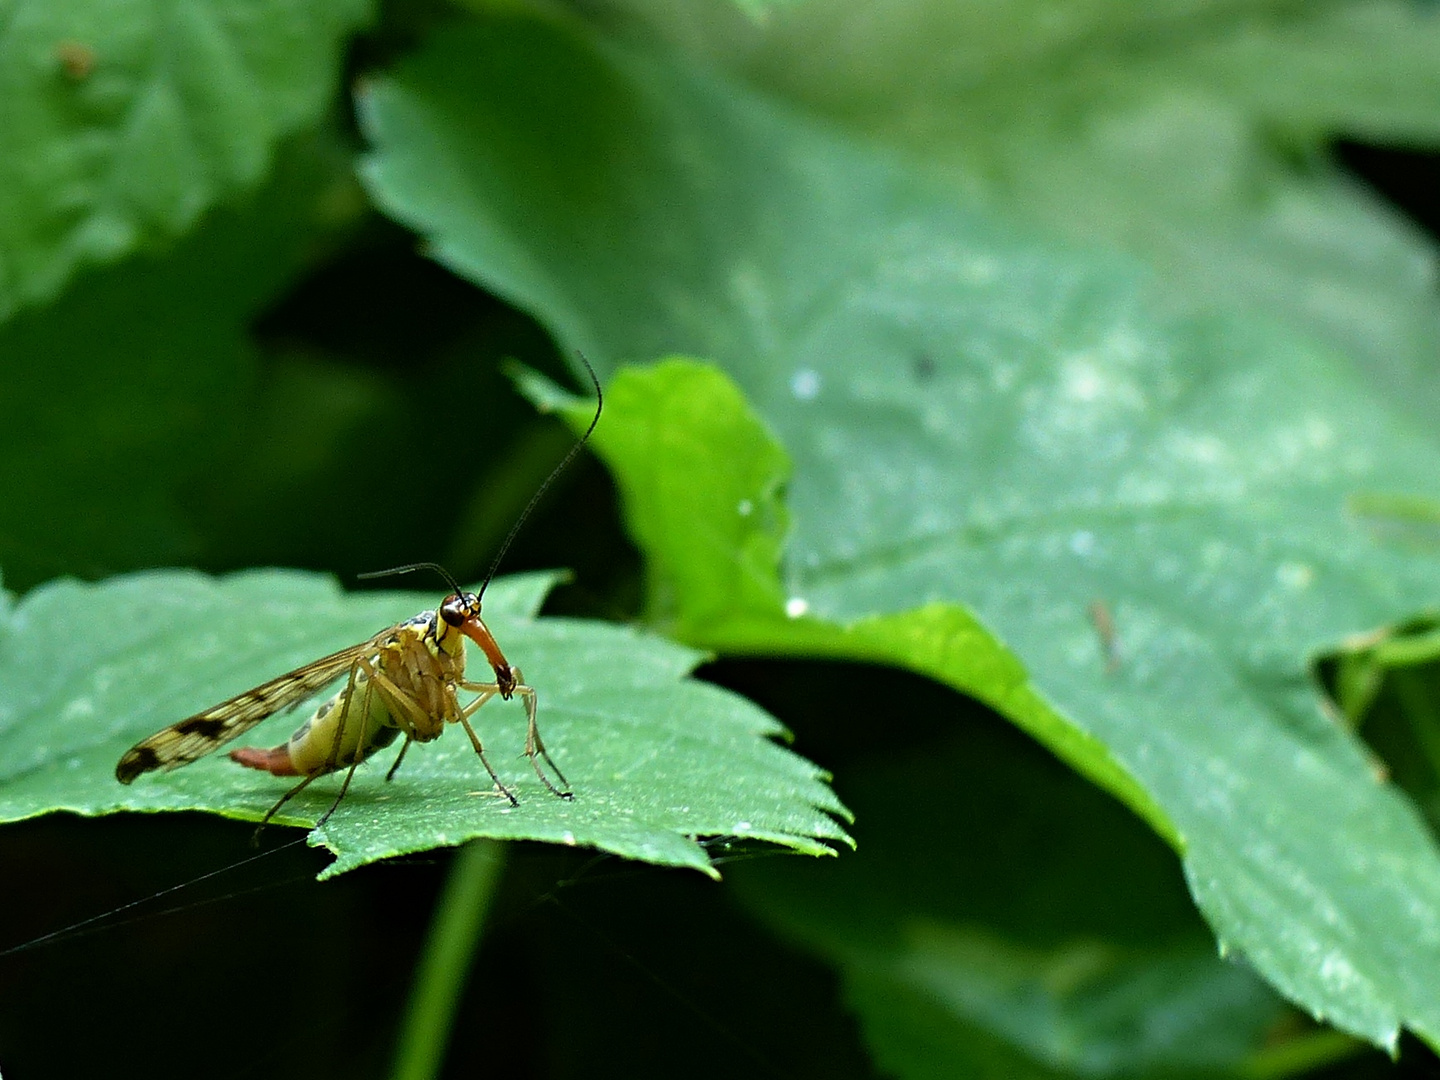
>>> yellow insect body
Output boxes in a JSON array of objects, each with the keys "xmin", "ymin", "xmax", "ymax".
[
  {"xmin": 239, "ymin": 609, "xmax": 463, "ymax": 777},
  {"xmin": 276, "ymin": 673, "xmax": 402, "ymax": 776}
]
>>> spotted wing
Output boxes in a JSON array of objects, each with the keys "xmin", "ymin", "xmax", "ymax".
[{"xmin": 115, "ymin": 636, "xmax": 384, "ymax": 783}]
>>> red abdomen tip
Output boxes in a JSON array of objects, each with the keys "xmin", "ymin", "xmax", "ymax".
[{"xmin": 229, "ymin": 745, "xmax": 300, "ymax": 776}]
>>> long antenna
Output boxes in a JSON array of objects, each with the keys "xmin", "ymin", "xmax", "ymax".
[
  {"xmin": 357, "ymin": 358, "xmax": 603, "ymax": 601},
  {"xmin": 480, "ymin": 353, "xmax": 603, "ymax": 599},
  {"xmin": 358, "ymin": 561, "xmax": 464, "ymax": 595}
]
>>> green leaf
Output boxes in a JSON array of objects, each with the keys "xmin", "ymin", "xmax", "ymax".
[
  {"xmin": 730, "ymin": 720, "xmax": 1289, "ymax": 1078},
  {"xmin": 0, "ymin": 0, "xmax": 372, "ymax": 320},
  {"xmin": 359, "ymin": 14, "xmax": 1440, "ymax": 1051},
  {"xmin": 520, "ymin": 361, "xmax": 1172, "ymax": 845},
  {"xmin": 0, "ymin": 570, "xmax": 851, "ymax": 878},
  {"xmin": 600, "ymin": 0, "xmax": 1440, "ymax": 427},
  {"xmin": 512, "ymin": 361, "xmax": 793, "ymax": 637},
  {"xmin": 610, "ymin": 0, "xmax": 1440, "ymax": 142}
]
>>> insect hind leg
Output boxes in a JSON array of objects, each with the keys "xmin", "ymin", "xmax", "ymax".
[
  {"xmin": 252, "ymin": 772, "xmax": 323, "ymax": 846},
  {"xmin": 251, "ymin": 657, "xmax": 372, "ymax": 846},
  {"xmin": 314, "ymin": 656, "xmax": 387, "ymax": 828}
]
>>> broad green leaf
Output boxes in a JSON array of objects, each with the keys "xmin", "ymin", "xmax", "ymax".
[
  {"xmin": 596, "ymin": 0, "xmax": 1440, "ymax": 427},
  {"xmin": 359, "ymin": 15, "xmax": 1440, "ymax": 1050},
  {"xmin": 0, "ymin": 570, "xmax": 850, "ymax": 878},
  {"xmin": 0, "ymin": 0, "xmax": 371, "ymax": 320},
  {"xmin": 730, "ymin": 721, "xmax": 1290, "ymax": 1079},
  {"xmin": 520, "ymin": 361, "xmax": 1170, "ymax": 843}
]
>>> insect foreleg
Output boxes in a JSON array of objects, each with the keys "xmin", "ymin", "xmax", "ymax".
[
  {"xmin": 460, "ymin": 672, "xmax": 571, "ymax": 798},
  {"xmin": 454, "ymin": 711, "xmax": 519, "ymax": 806},
  {"xmin": 515, "ymin": 681, "xmax": 570, "ymax": 797},
  {"xmin": 458, "ymin": 685, "xmax": 499, "ymax": 715}
]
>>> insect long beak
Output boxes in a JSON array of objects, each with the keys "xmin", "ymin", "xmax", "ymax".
[{"xmin": 462, "ymin": 617, "xmax": 516, "ymax": 696}]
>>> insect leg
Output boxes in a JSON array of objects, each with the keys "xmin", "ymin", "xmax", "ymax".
[
  {"xmin": 347, "ymin": 669, "xmax": 457, "ymax": 789},
  {"xmin": 360, "ymin": 666, "xmax": 431, "ymax": 736},
  {"xmin": 315, "ymin": 656, "xmax": 382, "ymax": 829},
  {"xmin": 460, "ymin": 674, "xmax": 570, "ymax": 798},
  {"xmin": 253, "ymin": 658, "xmax": 366, "ymax": 844},
  {"xmin": 458, "ymin": 683, "xmax": 499, "ymax": 712},
  {"xmin": 454, "ymin": 710, "xmax": 519, "ymax": 806},
  {"xmin": 516, "ymin": 679, "xmax": 571, "ymax": 797},
  {"xmin": 251, "ymin": 773, "xmax": 323, "ymax": 846},
  {"xmin": 384, "ymin": 736, "xmax": 413, "ymax": 782}
]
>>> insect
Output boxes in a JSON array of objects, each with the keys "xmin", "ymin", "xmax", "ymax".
[{"xmin": 116, "ymin": 358, "xmax": 602, "ymax": 833}]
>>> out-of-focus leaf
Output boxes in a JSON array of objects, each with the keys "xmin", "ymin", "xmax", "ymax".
[
  {"xmin": 359, "ymin": 16, "xmax": 1440, "ymax": 1050},
  {"xmin": 594, "ymin": 0, "xmax": 1440, "ymax": 428},
  {"xmin": 0, "ymin": 0, "xmax": 372, "ymax": 319},
  {"xmin": 605, "ymin": 0, "xmax": 1440, "ymax": 143},
  {"xmin": 732, "ymin": 720, "xmax": 1287, "ymax": 1079},
  {"xmin": 0, "ymin": 132, "xmax": 364, "ymax": 591},
  {"xmin": 0, "ymin": 571, "xmax": 850, "ymax": 878}
]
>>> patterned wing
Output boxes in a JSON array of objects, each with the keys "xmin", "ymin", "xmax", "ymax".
[{"xmin": 115, "ymin": 637, "xmax": 383, "ymax": 783}]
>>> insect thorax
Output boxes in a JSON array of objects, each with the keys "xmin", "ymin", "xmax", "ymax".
[
  {"xmin": 283, "ymin": 609, "xmax": 469, "ymax": 772},
  {"xmin": 377, "ymin": 609, "xmax": 470, "ymax": 730}
]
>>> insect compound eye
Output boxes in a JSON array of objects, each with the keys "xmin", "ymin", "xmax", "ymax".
[{"xmin": 439, "ymin": 596, "xmax": 466, "ymax": 626}]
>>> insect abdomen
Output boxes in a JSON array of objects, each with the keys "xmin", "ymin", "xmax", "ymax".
[
  {"xmin": 229, "ymin": 675, "xmax": 400, "ymax": 777},
  {"xmin": 228, "ymin": 743, "xmax": 301, "ymax": 776}
]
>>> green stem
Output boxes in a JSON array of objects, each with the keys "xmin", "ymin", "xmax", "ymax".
[
  {"xmin": 1241, "ymin": 1028, "xmax": 1371, "ymax": 1080},
  {"xmin": 1392, "ymin": 669, "xmax": 1440, "ymax": 783},
  {"xmin": 390, "ymin": 839, "xmax": 508, "ymax": 1080}
]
